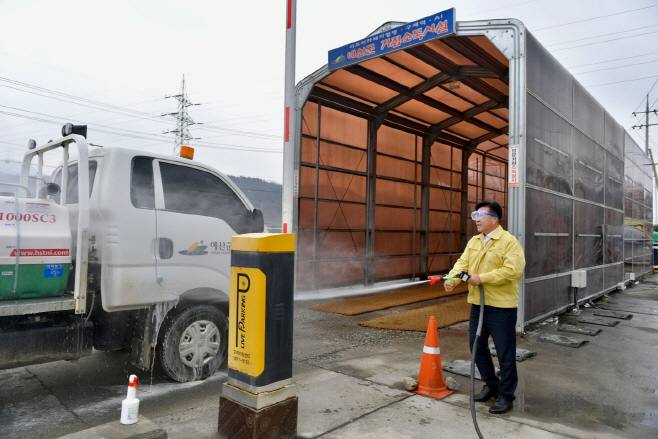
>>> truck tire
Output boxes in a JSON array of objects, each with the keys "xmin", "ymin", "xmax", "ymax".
[{"xmin": 157, "ymin": 304, "xmax": 228, "ymax": 382}]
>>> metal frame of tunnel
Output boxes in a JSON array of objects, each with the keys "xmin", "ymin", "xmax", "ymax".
[{"xmin": 293, "ymin": 19, "xmax": 524, "ymax": 294}]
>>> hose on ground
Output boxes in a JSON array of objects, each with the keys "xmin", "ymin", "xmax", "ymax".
[{"xmin": 470, "ymin": 284, "xmax": 485, "ymax": 439}]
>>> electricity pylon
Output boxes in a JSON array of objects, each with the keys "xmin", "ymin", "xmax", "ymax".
[{"xmin": 162, "ymin": 75, "xmax": 201, "ymax": 155}]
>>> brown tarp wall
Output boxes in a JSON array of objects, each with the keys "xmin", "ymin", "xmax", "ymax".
[{"xmin": 295, "ymin": 35, "xmax": 510, "ymax": 290}]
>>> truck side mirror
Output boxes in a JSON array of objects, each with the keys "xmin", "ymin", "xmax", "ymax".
[
  {"xmin": 39, "ymin": 182, "xmax": 61, "ymax": 198},
  {"xmin": 251, "ymin": 209, "xmax": 264, "ymax": 232}
]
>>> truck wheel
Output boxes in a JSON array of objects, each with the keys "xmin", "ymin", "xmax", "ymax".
[{"xmin": 157, "ymin": 305, "xmax": 228, "ymax": 382}]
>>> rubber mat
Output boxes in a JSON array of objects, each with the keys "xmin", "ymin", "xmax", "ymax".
[
  {"xmin": 309, "ymin": 282, "xmax": 468, "ymax": 316},
  {"xmin": 578, "ymin": 317, "xmax": 619, "ymax": 327},
  {"xmin": 538, "ymin": 333, "xmax": 589, "ymax": 348},
  {"xmin": 443, "ymin": 359, "xmax": 500, "ymax": 380},
  {"xmin": 558, "ymin": 323, "xmax": 601, "ymax": 336},
  {"xmin": 358, "ymin": 297, "xmax": 471, "ymax": 331},
  {"xmin": 488, "ymin": 344, "xmax": 537, "ymax": 361},
  {"xmin": 593, "ymin": 310, "xmax": 633, "ymax": 320}
]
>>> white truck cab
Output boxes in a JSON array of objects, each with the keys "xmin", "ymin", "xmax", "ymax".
[{"xmin": 0, "ymin": 124, "xmax": 264, "ymax": 382}]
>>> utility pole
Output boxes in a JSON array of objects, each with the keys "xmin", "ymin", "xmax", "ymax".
[
  {"xmin": 632, "ymin": 94, "xmax": 658, "ymax": 222},
  {"xmin": 647, "ymin": 96, "xmax": 650, "ymax": 156},
  {"xmin": 632, "ymin": 94, "xmax": 657, "ymax": 155},
  {"xmin": 162, "ymin": 75, "xmax": 201, "ymax": 156}
]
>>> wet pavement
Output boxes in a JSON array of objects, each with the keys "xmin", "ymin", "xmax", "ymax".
[
  {"xmin": 1, "ymin": 277, "xmax": 658, "ymax": 438},
  {"xmin": 290, "ymin": 277, "xmax": 658, "ymax": 439}
]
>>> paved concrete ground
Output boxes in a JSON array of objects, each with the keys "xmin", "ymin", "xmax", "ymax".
[
  {"xmin": 2, "ymin": 277, "xmax": 658, "ymax": 438},
  {"xmin": 158, "ymin": 277, "xmax": 658, "ymax": 438}
]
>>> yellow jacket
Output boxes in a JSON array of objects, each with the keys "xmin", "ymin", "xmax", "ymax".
[{"xmin": 449, "ymin": 226, "xmax": 525, "ymax": 308}]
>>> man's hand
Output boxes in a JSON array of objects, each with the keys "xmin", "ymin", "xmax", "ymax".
[
  {"xmin": 468, "ymin": 274, "xmax": 482, "ymax": 286},
  {"xmin": 444, "ymin": 278, "xmax": 455, "ymax": 292}
]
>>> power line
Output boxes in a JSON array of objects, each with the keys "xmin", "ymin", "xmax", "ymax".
[
  {"xmin": 567, "ymin": 52, "xmax": 658, "ymax": 69},
  {"xmin": 0, "ymin": 106, "xmax": 280, "ymax": 144},
  {"xmin": 0, "ymin": 75, "xmax": 279, "ymax": 120},
  {"xmin": 461, "ymin": 0, "xmax": 541, "ymax": 18},
  {"xmin": 551, "ymin": 30, "xmax": 658, "ymax": 52},
  {"xmin": 0, "ymin": 77, "xmax": 165, "ymax": 121},
  {"xmin": 0, "ymin": 109, "xmax": 282, "ymax": 155},
  {"xmin": 0, "ymin": 81, "xmax": 284, "ymax": 160},
  {"xmin": 546, "ymin": 25, "xmax": 658, "ymax": 47},
  {"xmin": 0, "ymin": 74, "xmax": 282, "ymax": 134},
  {"xmin": 197, "ymin": 124, "xmax": 281, "ymax": 140},
  {"xmin": 533, "ymin": 5, "xmax": 658, "ymax": 31},
  {"xmin": 588, "ymin": 75, "xmax": 658, "ymax": 88},
  {"xmin": 573, "ymin": 59, "xmax": 658, "ymax": 75},
  {"xmin": 0, "ymin": 78, "xmax": 284, "ymax": 144},
  {"xmin": 0, "ymin": 110, "xmax": 64, "ymax": 125},
  {"xmin": 210, "ymin": 116, "xmax": 281, "ymax": 129},
  {"xmin": 192, "ymin": 140, "xmax": 282, "ymax": 154},
  {"xmin": 0, "ymin": 87, "xmax": 282, "ymax": 144},
  {"xmin": 651, "ymin": 95, "xmax": 658, "ymax": 111},
  {"xmin": 0, "ymin": 106, "xmax": 172, "ymax": 141},
  {"xmin": 0, "ymin": 83, "xmax": 169, "ymax": 127},
  {"xmin": 633, "ymin": 77, "xmax": 658, "ymax": 113},
  {"xmin": 189, "ymin": 91, "xmax": 283, "ymax": 110}
]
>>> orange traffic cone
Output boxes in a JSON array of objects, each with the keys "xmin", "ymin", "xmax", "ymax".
[{"xmin": 411, "ymin": 316, "xmax": 455, "ymax": 400}]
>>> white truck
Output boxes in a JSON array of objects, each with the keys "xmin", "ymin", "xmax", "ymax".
[{"xmin": 0, "ymin": 124, "xmax": 265, "ymax": 382}]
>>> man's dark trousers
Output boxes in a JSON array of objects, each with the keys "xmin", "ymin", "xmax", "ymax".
[{"xmin": 469, "ymin": 304, "xmax": 518, "ymax": 401}]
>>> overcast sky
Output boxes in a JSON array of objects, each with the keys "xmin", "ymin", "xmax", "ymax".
[{"xmin": 1, "ymin": 0, "xmax": 657, "ymax": 184}]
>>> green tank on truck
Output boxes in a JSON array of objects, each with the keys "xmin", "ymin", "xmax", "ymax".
[
  {"xmin": 0, "ymin": 198, "xmax": 71, "ymax": 300},
  {"xmin": 0, "ymin": 124, "xmax": 265, "ymax": 382}
]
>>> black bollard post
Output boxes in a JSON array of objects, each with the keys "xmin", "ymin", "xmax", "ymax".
[{"xmin": 218, "ymin": 233, "xmax": 297, "ymax": 439}]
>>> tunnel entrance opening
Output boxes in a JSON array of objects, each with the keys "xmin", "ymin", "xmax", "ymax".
[{"xmin": 296, "ymin": 28, "xmax": 510, "ymax": 291}]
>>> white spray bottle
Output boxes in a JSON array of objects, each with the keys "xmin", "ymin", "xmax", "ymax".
[{"xmin": 120, "ymin": 374, "xmax": 140, "ymax": 424}]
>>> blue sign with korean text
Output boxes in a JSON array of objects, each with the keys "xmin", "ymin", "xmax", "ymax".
[
  {"xmin": 328, "ymin": 8, "xmax": 456, "ymax": 71},
  {"xmin": 44, "ymin": 264, "xmax": 64, "ymax": 278}
]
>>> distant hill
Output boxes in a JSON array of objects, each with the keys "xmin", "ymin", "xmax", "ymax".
[{"xmin": 228, "ymin": 175, "xmax": 282, "ymax": 230}]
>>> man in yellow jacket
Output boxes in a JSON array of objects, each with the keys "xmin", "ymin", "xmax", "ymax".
[{"xmin": 444, "ymin": 200, "xmax": 525, "ymax": 414}]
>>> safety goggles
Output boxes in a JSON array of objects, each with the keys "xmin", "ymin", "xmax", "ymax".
[{"xmin": 471, "ymin": 210, "xmax": 499, "ymax": 221}]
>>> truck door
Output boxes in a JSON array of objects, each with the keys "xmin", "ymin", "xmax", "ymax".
[
  {"xmin": 100, "ymin": 156, "xmax": 167, "ymax": 310},
  {"xmin": 153, "ymin": 160, "xmax": 252, "ymax": 297}
]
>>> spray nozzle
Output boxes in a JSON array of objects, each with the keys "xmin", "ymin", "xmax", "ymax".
[
  {"xmin": 428, "ymin": 274, "xmax": 451, "ymax": 285},
  {"xmin": 428, "ymin": 271, "xmax": 471, "ymax": 285},
  {"xmin": 126, "ymin": 375, "xmax": 138, "ymax": 400}
]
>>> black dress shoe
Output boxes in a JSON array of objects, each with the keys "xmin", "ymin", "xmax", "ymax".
[
  {"xmin": 473, "ymin": 385, "xmax": 499, "ymax": 402},
  {"xmin": 489, "ymin": 396, "xmax": 513, "ymax": 414}
]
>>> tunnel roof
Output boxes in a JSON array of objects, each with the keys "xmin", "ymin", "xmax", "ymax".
[{"xmin": 302, "ymin": 24, "xmax": 510, "ymax": 160}]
